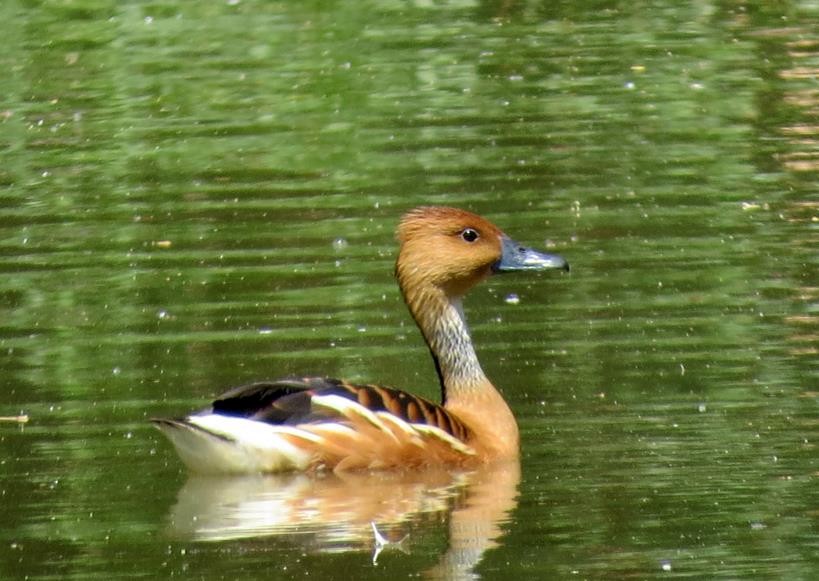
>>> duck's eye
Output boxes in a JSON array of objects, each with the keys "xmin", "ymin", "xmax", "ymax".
[{"xmin": 460, "ymin": 228, "xmax": 479, "ymax": 243}]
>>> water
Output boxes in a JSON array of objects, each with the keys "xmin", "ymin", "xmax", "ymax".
[{"xmin": 1, "ymin": 1, "xmax": 817, "ymax": 579}]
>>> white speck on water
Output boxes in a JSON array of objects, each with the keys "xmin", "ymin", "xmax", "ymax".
[
  {"xmin": 157, "ymin": 310, "xmax": 168, "ymax": 320},
  {"xmin": 144, "ymin": 16, "xmax": 153, "ymax": 24},
  {"xmin": 750, "ymin": 521, "xmax": 767, "ymax": 530},
  {"xmin": 697, "ymin": 403, "xmax": 706, "ymax": 413},
  {"xmin": 660, "ymin": 560, "xmax": 672, "ymax": 571},
  {"xmin": 505, "ymin": 293, "xmax": 520, "ymax": 305},
  {"xmin": 112, "ymin": 367, "xmax": 121, "ymax": 376},
  {"xmin": 332, "ymin": 237, "xmax": 348, "ymax": 251},
  {"xmin": 258, "ymin": 328, "xmax": 273, "ymax": 335},
  {"xmin": 625, "ymin": 81, "xmax": 635, "ymax": 89}
]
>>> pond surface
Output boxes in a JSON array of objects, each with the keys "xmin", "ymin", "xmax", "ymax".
[{"xmin": 1, "ymin": 1, "xmax": 817, "ymax": 579}]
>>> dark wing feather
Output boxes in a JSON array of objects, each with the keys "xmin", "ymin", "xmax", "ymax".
[
  {"xmin": 207, "ymin": 377, "xmax": 471, "ymax": 441},
  {"xmin": 210, "ymin": 377, "xmax": 332, "ymax": 423}
]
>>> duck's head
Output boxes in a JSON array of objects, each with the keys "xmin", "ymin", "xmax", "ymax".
[{"xmin": 396, "ymin": 206, "xmax": 569, "ymax": 298}]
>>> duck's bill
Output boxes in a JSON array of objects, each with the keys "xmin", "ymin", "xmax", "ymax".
[{"xmin": 493, "ymin": 237, "xmax": 570, "ymax": 273}]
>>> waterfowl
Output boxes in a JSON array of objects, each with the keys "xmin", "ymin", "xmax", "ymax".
[{"xmin": 153, "ymin": 206, "xmax": 568, "ymax": 473}]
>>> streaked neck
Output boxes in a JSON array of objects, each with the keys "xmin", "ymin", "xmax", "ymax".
[
  {"xmin": 404, "ymin": 286, "xmax": 489, "ymax": 404},
  {"xmin": 399, "ymin": 277, "xmax": 520, "ymax": 457}
]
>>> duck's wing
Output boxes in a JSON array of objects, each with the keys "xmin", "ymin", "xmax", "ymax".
[{"xmin": 152, "ymin": 377, "xmax": 476, "ymax": 474}]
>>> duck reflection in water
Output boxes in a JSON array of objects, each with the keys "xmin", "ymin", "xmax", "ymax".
[
  {"xmin": 153, "ymin": 207, "xmax": 568, "ymax": 575},
  {"xmin": 165, "ymin": 462, "xmax": 520, "ymax": 578}
]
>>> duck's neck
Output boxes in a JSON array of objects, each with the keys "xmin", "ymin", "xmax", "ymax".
[
  {"xmin": 422, "ymin": 293, "xmax": 491, "ymax": 404},
  {"xmin": 401, "ymin": 283, "xmax": 520, "ymax": 457},
  {"xmin": 402, "ymin": 286, "xmax": 488, "ymax": 404}
]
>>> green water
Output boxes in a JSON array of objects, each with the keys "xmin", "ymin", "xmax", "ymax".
[{"xmin": 1, "ymin": 1, "xmax": 817, "ymax": 579}]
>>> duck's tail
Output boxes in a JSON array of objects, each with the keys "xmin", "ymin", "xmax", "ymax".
[{"xmin": 151, "ymin": 416, "xmax": 315, "ymax": 473}]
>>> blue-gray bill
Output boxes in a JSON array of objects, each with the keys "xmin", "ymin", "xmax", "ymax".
[{"xmin": 494, "ymin": 237, "xmax": 570, "ymax": 273}]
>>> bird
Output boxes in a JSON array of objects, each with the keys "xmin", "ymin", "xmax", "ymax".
[{"xmin": 152, "ymin": 206, "xmax": 568, "ymax": 473}]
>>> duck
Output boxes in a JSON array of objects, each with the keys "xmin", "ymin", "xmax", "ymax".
[{"xmin": 152, "ymin": 206, "xmax": 568, "ymax": 473}]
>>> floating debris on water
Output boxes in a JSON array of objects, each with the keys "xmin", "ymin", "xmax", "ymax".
[{"xmin": 0, "ymin": 415, "xmax": 29, "ymax": 423}]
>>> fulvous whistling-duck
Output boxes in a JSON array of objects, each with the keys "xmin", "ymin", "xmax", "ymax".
[{"xmin": 153, "ymin": 206, "xmax": 569, "ymax": 473}]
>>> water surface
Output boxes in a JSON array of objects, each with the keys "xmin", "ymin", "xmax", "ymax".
[{"xmin": 1, "ymin": 1, "xmax": 817, "ymax": 579}]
